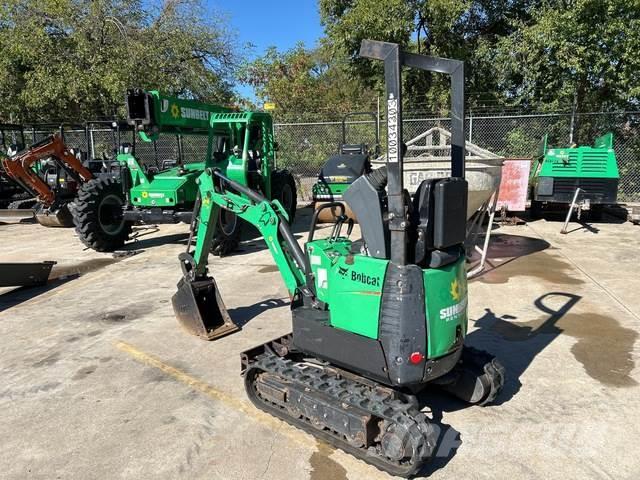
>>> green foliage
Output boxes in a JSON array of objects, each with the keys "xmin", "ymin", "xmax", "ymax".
[
  {"xmin": 502, "ymin": 128, "xmax": 535, "ymax": 157},
  {"xmin": 318, "ymin": 0, "xmax": 535, "ymax": 112},
  {"xmin": 0, "ymin": 0, "xmax": 238, "ymax": 122},
  {"xmin": 240, "ymin": 43, "xmax": 377, "ymax": 119},
  {"xmin": 319, "ymin": 0, "xmax": 640, "ymax": 114},
  {"xmin": 483, "ymin": 0, "xmax": 640, "ymax": 112}
]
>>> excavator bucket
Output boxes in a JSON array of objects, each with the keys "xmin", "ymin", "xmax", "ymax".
[
  {"xmin": 35, "ymin": 204, "xmax": 74, "ymax": 227},
  {"xmin": 172, "ymin": 276, "xmax": 240, "ymax": 340}
]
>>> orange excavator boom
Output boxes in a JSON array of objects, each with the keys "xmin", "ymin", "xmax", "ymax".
[{"xmin": 0, "ymin": 134, "xmax": 93, "ymax": 206}]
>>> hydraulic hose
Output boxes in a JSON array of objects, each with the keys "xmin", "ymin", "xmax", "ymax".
[
  {"xmin": 211, "ymin": 169, "xmax": 307, "ymax": 275},
  {"xmin": 366, "ymin": 166, "xmax": 388, "ymax": 192}
]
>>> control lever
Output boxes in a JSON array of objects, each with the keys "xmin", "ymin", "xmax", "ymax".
[
  {"xmin": 346, "ymin": 218, "xmax": 354, "ymax": 237},
  {"xmin": 330, "ymin": 214, "xmax": 348, "ymax": 242}
]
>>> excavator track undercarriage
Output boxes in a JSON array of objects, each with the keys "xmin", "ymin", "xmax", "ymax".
[{"xmin": 242, "ymin": 338, "xmax": 438, "ymax": 478}]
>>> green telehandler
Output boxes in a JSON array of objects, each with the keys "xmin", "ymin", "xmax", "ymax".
[
  {"xmin": 73, "ymin": 90, "xmax": 296, "ymax": 253},
  {"xmin": 171, "ymin": 40, "xmax": 505, "ymax": 477}
]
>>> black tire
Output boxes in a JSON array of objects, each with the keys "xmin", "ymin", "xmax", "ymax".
[
  {"xmin": 589, "ymin": 205, "xmax": 604, "ymax": 221},
  {"xmin": 530, "ymin": 199, "xmax": 543, "ymax": 219},
  {"xmin": 210, "ymin": 208, "xmax": 243, "ymax": 256},
  {"xmin": 271, "ymin": 169, "xmax": 297, "ymax": 223},
  {"xmin": 73, "ymin": 177, "xmax": 132, "ymax": 252}
]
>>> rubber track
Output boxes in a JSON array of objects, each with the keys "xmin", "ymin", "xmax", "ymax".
[
  {"xmin": 460, "ymin": 346, "xmax": 506, "ymax": 406},
  {"xmin": 245, "ymin": 353, "xmax": 437, "ymax": 478}
]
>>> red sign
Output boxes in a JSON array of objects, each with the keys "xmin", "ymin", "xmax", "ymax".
[{"xmin": 497, "ymin": 158, "xmax": 531, "ymax": 212}]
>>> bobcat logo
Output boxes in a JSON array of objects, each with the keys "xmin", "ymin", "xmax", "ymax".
[{"xmin": 338, "ymin": 266, "xmax": 349, "ymax": 278}]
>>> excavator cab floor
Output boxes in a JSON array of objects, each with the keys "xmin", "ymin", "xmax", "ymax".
[{"xmin": 172, "ymin": 276, "xmax": 240, "ymax": 340}]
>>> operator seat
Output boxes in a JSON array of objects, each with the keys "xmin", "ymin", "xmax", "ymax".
[{"xmin": 411, "ymin": 177, "xmax": 468, "ymax": 268}]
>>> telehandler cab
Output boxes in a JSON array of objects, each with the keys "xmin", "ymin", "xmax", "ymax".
[{"xmin": 171, "ymin": 40, "xmax": 505, "ymax": 477}]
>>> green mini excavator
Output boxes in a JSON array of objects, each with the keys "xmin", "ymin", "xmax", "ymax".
[{"xmin": 172, "ymin": 40, "xmax": 505, "ymax": 477}]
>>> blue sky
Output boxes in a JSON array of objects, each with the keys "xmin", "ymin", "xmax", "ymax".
[{"xmin": 209, "ymin": 0, "xmax": 324, "ymax": 100}]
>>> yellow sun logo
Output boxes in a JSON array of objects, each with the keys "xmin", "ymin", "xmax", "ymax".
[
  {"xmin": 450, "ymin": 278, "xmax": 461, "ymax": 302},
  {"xmin": 170, "ymin": 104, "xmax": 180, "ymax": 119}
]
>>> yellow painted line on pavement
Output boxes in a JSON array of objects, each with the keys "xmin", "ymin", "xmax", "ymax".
[
  {"xmin": 114, "ymin": 340, "xmax": 383, "ymax": 478},
  {"xmin": 114, "ymin": 341, "xmax": 307, "ymax": 439}
]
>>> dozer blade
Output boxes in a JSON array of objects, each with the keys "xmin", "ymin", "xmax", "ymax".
[
  {"xmin": 35, "ymin": 204, "xmax": 74, "ymax": 228},
  {"xmin": 172, "ymin": 276, "xmax": 240, "ymax": 340}
]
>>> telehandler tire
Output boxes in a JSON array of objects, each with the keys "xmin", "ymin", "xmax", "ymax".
[
  {"xmin": 210, "ymin": 208, "xmax": 243, "ymax": 256},
  {"xmin": 271, "ymin": 169, "xmax": 297, "ymax": 223},
  {"xmin": 73, "ymin": 177, "xmax": 132, "ymax": 252}
]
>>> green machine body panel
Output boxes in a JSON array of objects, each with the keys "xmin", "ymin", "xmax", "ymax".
[
  {"xmin": 424, "ymin": 257, "xmax": 467, "ymax": 358},
  {"xmin": 530, "ymin": 132, "xmax": 620, "ymax": 204},
  {"xmin": 312, "ymin": 181, "xmax": 351, "ymax": 200},
  {"xmin": 306, "ymin": 239, "xmax": 386, "ymax": 339},
  {"xmin": 209, "ymin": 111, "xmax": 276, "ymax": 200},
  {"xmin": 305, "ymin": 238, "xmax": 468, "ymax": 359}
]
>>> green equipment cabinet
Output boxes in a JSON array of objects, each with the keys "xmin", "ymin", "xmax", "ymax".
[
  {"xmin": 72, "ymin": 90, "xmax": 296, "ymax": 253},
  {"xmin": 530, "ymin": 132, "xmax": 619, "ymax": 218},
  {"xmin": 311, "ymin": 112, "xmax": 380, "ymax": 221}
]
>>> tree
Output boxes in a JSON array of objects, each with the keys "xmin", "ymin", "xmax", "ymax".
[
  {"xmin": 0, "ymin": 0, "xmax": 239, "ymax": 122},
  {"xmin": 239, "ymin": 43, "xmax": 377, "ymax": 119},
  {"xmin": 318, "ymin": 0, "xmax": 536, "ymax": 112},
  {"xmin": 489, "ymin": 0, "xmax": 640, "ymax": 112},
  {"xmin": 319, "ymin": 0, "xmax": 640, "ymax": 114}
]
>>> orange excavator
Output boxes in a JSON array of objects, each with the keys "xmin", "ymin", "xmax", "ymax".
[{"xmin": 1, "ymin": 134, "xmax": 93, "ymax": 226}]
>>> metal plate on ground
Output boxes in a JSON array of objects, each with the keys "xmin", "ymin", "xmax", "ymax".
[{"xmin": 0, "ymin": 261, "xmax": 56, "ymax": 287}]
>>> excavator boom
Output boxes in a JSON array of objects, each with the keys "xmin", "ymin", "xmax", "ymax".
[
  {"xmin": 1, "ymin": 134, "xmax": 93, "ymax": 206},
  {"xmin": 172, "ymin": 167, "xmax": 307, "ymax": 340}
]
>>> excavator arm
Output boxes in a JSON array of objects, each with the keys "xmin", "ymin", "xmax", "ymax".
[
  {"xmin": 1, "ymin": 134, "xmax": 93, "ymax": 206},
  {"xmin": 172, "ymin": 167, "xmax": 310, "ymax": 340}
]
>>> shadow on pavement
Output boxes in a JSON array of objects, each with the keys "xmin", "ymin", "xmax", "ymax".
[
  {"xmin": 417, "ymin": 291, "xmax": 582, "ymax": 475},
  {"xmin": 228, "ymin": 297, "xmax": 289, "ymax": 328}
]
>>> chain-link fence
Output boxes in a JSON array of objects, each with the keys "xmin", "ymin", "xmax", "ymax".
[
  {"xmin": 7, "ymin": 110, "xmax": 639, "ymax": 203},
  {"xmin": 275, "ymin": 111, "xmax": 640, "ymax": 202}
]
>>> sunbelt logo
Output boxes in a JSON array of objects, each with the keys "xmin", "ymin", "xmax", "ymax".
[
  {"xmin": 168, "ymin": 103, "xmax": 209, "ymax": 121},
  {"xmin": 439, "ymin": 277, "xmax": 467, "ymax": 322},
  {"xmin": 440, "ymin": 297, "xmax": 467, "ymax": 322}
]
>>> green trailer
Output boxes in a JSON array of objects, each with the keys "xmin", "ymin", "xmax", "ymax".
[{"xmin": 529, "ymin": 132, "xmax": 619, "ymax": 219}]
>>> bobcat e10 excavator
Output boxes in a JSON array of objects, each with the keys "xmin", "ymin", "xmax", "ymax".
[{"xmin": 171, "ymin": 40, "xmax": 505, "ymax": 477}]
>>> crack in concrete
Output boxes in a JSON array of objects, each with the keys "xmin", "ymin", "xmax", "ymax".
[{"xmin": 260, "ymin": 422, "xmax": 282, "ymax": 479}]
